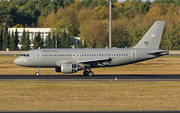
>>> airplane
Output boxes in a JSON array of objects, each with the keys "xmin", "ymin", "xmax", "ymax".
[{"xmin": 14, "ymin": 21, "xmax": 169, "ymax": 76}]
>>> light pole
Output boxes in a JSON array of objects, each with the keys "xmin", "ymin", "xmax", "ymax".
[
  {"xmin": 109, "ymin": 0, "xmax": 112, "ymax": 48},
  {"xmin": 106, "ymin": 0, "xmax": 113, "ymax": 48}
]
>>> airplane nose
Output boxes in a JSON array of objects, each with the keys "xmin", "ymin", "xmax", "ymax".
[
  {"xmin": 14, "ymin": 58, "xmax": 19, "ymax": 65},
  {"xmin": 14, "ymin": 58, "xmax": 22, "ymax": 65}
]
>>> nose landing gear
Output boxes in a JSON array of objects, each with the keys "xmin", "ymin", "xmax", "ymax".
[{"xmin": 35, "ymin": 67, "xmax": 40, "ymax": 76}]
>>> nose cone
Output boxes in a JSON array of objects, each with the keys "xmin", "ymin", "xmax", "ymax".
[
  {"xmin": 14, "ymin": 58, "xmax": 20, "ymax": 65},
  {"xmin": 14, "ymin": 57, "xmax": 24, "ymax": 66}
]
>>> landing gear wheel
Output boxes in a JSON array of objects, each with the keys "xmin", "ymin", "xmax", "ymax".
[
  {"xmin": 83, "ymin": 70, "xmax": 89, "ymax": 76},
  {"xmin": 35, "ymin": 72, "xmax": 39, "ymax": 76},
  {"xmin": 88, "ymin": 71, "xmax": 94, "ymax": 77},
  {"xmin": 35, "ymin": 67, "xmax": 40, "ymax": 76}
]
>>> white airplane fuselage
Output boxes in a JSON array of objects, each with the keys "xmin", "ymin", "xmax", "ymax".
[{"xmin": 14, "ymin": 48, "xmax": 168, "ymax": 67}]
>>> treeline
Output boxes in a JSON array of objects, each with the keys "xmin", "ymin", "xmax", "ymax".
[{"xmin": 1, "ymin": 0, "xmax": 180, "ymax": 50}]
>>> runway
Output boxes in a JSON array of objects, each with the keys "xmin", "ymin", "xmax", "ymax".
[{"xmin": 0, "ymin": 74, "xmax": 180, "ymax": 81}]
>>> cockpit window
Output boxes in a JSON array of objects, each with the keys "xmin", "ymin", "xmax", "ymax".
[
  {"xmin": 21, "ymin": 54, "xmax": 26, "ymax": 57},
  {"xmin": 21, "ymin": 54, "xmax": 30, "ymax": 57}
]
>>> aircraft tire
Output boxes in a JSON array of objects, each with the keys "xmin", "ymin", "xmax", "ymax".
[
  {"xmin": 83, "ymin": 71, "xmax": 89, "ymax": 76},
  {"xmin": 88, "ymin": 71, "xmax": 94, "ymax": 77},
  {"xmin": 35, "ymin": 72, "xmax": 39, "ymax": 76}
]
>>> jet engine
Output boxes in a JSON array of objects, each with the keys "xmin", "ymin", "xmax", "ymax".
[
  {"xmin": 61, "ymin": 63, "xmax": 78, "ymax": 73},
  {"xmin": 55, "ymin": 67, "xmax": 61, "ymax": 72}
]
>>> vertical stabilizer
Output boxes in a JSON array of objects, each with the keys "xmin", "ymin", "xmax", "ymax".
[{"xmin": 133, "ymin": 21, "xmax": 165, "ymax": 49}]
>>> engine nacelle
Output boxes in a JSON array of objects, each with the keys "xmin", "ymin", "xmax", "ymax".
[
  {"xmin": 61, "ymin": 63, "xmax": 78, "ymax": 73},
  {"xmin": 55, "ymin": 67, "xmax": 61, "ymax": 72}
]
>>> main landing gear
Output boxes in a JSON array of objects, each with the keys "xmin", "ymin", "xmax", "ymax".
[
  {"xmin": 35, "ymin": 67, "xmax": 40, "ymax": 76},
  {"xmin": 83, "ymin": 67, "xmax": 94, "ymax": 76}
]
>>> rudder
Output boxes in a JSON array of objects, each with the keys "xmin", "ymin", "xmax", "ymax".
[{"xmin": 133, "ymin": 21, "xmax": 165, "ymax": 49}]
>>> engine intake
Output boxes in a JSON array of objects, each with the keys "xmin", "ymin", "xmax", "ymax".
[{"xmin": 55, "ymin": 67, "xmax": 61, "ymax": 72}]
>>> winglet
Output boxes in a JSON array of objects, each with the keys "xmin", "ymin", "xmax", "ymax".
[{"xmin": 133, "ymin": 21, "xmax": 165, "ymax": 49}]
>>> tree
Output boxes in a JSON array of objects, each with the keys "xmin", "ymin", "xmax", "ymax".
[
  {"xmin": 33, "ymin": 32, "xmax": 44, "ymax": 49},
  {"xmin": 92, "ymin": 5, "xmax": 109, "ymax": 20},
  {"xmin": 14, "ymin": 28, "xmax": 19, "ymax": 50},
  {"xmin": 2, "ymin": 26, "xmax": 9, "ymax": 50},
  {"xmin": 0, "ymin": 1, "xmax": 14, "ymax": 27},
  {"xmin": 9, "ymin": 30, "xmax": 16, "ymax": 50},
  {"xmin": 21, "ymin": 28, "xmax": 26, "ymax": 47},
  {"xmin": 58, "ymin": 30, "xmax": 71, "ymax": 48},
  {"xmin": 63, "ymin": 0, "xmax": 74, "ymax": 7},
  {"xmin": 45, "ymin": 31, "xmax": 54, "ymax": 48},
  {"xmin": 80, "ymin": 20, "xmax": 109, "ymax": 48},
  {"xmin": 0, "ymin": 28, "xmax": 2, "ymax": 50},
  {"xmin": 23, "ymin": 30, "xmax": 31, "ymax": 50}
]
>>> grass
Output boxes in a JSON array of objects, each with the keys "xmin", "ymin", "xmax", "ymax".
[
  {"xmin": 0, "ymin": 55, "xmax": 180, "ymax": 111},
  {"xmin": 0, "ymin": 81, "xmax": 180, "ymax": 111},
  {"xmin": 0, "ymin": 55, "xmax": 180, "ymax": 75}
]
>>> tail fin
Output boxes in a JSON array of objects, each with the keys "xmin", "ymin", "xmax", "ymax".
[{"xmin": 133, "ymin": 21, "xmax": 165, "ymax": 49}]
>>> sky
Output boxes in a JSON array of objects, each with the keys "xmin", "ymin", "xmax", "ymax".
[{"xmin": 117, "ymin": 0, "xmax": 155, "ymax": 2}]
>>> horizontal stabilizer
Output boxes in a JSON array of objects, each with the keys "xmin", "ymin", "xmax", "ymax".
[{"xmin": 145, "ymin": 50, "xmax": 169, "ymax": 55}]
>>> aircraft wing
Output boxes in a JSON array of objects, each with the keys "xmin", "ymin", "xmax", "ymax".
[{"xmin": 77, "ymin": 57, "xmax": 112, "ymax": 64}]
